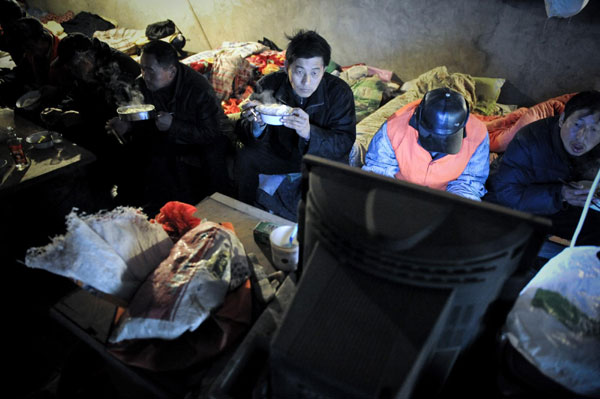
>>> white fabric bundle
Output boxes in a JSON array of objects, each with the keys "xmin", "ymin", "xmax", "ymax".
[
  {"xmin": 25, "ymin": 207, "xmax": 173, "ymax": 302},
  {"xmin": 109, "ymin": 221, "xmax": 251, "ymax": 343}
]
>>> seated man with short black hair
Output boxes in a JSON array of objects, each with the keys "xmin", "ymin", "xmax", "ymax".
[
  {"xmin": 108, "ymin": 40, "xmax": 233, "ymax": 215},
  {"xmin": 236, "ymin": 30, "xmax": 356, "ymax": 221},
  {"xmin": 486, "ymin": 90, "xmax": 600, "ymax": 245}
]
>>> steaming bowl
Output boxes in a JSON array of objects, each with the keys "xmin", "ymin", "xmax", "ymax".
[
  {"xmin": 256, "ymin": 104, "xmax": 293, "ymax": 126},
  {"xmin": 117, "ymin": 104, "xmax": 156, "ymax": 121},
  {"xmin": 16, "ymin": 90, "xmax": 42, "ymax": 111}
]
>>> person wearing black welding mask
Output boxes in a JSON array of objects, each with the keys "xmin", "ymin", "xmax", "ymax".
[{"xmin": 362, "ymin": 87, "xmax": 490, "ymax": 201}]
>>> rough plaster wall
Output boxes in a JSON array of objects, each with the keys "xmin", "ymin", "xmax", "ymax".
[
  {"xmin": 27, "ymin": 0, "xmax": 600, "ymax": 104},
  {"xmin": 27, "ymin": 0, "xmax": 212, "ymax": 49}
]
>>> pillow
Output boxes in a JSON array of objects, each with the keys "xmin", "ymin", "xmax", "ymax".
[{"xmin": 473, "ymin": 76, "xmax": 505, "ymax": 115}]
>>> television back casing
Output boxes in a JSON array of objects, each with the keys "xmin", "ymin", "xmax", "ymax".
[{"xmin": 270, "ymin": 155, "xmax": 550, "ymax": 398}]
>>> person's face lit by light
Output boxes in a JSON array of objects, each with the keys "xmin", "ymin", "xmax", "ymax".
[
  {"xmin": 559, "ymin": 109, "xmax": 600, "ymax": 156},
  {"xmin": 140, "ymin": 53, "xmax": 176, "ymax": 92},
  {"xmin": 287, "ymin": 56, "xmax": 325, "ymax": 99}
]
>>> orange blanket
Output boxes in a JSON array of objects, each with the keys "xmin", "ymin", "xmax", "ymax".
[{"xmin": 473, "ymin": 93, "xmax": 576, "ymax": 152}]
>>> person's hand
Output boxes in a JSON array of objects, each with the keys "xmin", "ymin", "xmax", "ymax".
[
  {"xmin": 561, "ymin": 182, "xmax": 591, "ymax": 207},
  {"xmin": 240, "ymin": 100, "xmax": 264, "ymax": 125},
  {"xmin": 105, "ymin": 117, "xmax": 131, "ymax": 136},
  {"xmin": 282, "ymin": 108, "xmax": 310, "ymax": 140},
  {"xmin": 155, "ymin": 111, "xmax": 173, "ymax": 131}
]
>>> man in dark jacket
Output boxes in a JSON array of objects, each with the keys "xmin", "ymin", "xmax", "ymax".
[
  {"xmin": 0, "ymin": 0, "xmax": 25, "ymax": 62},
  {"xmin": 236, "ymin": 30, "xmax": 356, "ymax": 220},
  {"xmin": 1, "ymin": 17, "xmax": 61, "ymax": 109},
  {"xmin": 0, "ymin": 0, "xmax": 25, "ymax": 107},
  {"xmin": 108, "ymin": 40, "xmax": 233, "ymax": 215},
  {"xmin": 31, "ymin": 33, "xmax": 142, "ymax": 208},
  {"xmin": 46, "ymin": 33, "xmax": 141, "ymax": 148},
  {"xmin": 486, "ymin": 90, "xmax": 600, "ymax": 245}
]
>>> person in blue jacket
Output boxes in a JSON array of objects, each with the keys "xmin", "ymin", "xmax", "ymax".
[{"xmin": 486, "ymin": 90, "xmax": 600, "ymax": 245}]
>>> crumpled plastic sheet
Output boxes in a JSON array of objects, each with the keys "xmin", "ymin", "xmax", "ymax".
[
  {"xmin": 24, "ymin": 207, "xmax": 173, "ymax": 303},
  {"xmin": 109, "ymin": 221, "xmax": 251, "ymax": 343},
  {"xmin": 545, "ymin": 0, "xmax": 589, "ymax": 18},
  {"xmin": 504, "ymin": 246, "xmax": 600, "ymax": 397}
]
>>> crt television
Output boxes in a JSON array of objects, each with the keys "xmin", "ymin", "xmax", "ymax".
[{"xmin": 269, "ymin": 155, "xmax": 551, "ymax": 398}]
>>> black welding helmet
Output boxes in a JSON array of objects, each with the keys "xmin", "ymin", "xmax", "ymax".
[{"xmin": 409, "ymin": 88, "xmax": 469, "ymax": 154}]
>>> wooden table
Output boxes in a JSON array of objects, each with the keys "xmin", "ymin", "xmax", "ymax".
[
  {"xmin": 0, "ymin": 108, "xmax": 96, "ymax": 196},
  {"xmin": 49, "ymin": 193, "xmax": 295, "ymax": 398},
  {"xmin": 194, "ymin": 193, "xmax": 294, "ymax": 273}
]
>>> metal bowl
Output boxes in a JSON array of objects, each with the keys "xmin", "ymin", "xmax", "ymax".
[
  {"xmin": 16, "ymin": 90, "xmax": 42, "ymax": 111},
  {"xmin": 26, "ymin": 131, "xmax": 54, "ymax": 149},
  {"xmin": 50, "ymin": 132, "xmax": 64, "ymax": 144},
  {"xmin": 256, "ymin": 104, "xmax": 292, "ymax": 126},
  {"xmin": 117, "ymin": 104, "xmax": 156, "ymax": 122},
  {"xmin": 260, "ymin": 113, "xmax": 285, "ymax": 126}
]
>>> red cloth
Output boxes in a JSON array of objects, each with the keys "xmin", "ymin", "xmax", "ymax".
[
  {"xmin": 246, "ymin": 50, "xmax": 285, "ymax": 75},
  {"xmin": 221, "ymin": 85, "xmax": 253, "ymax": 114},
  {"xmin": 40, "ymin": 10, "xmax": 75, "ymax": 24},
  {"xmin": 189, "ymin": 59, "xmax": 213, "ymax": 74},
  {"xmin": 153, "ymin": 201, "xmax": 201, "ymax": 241},
  {"xmin": 222, "ymin": 97, "xmax": 243, "ymax": 114},
  {"xmin": 153, "ymin": 201, "xmax": 236, "ymax": 239}
]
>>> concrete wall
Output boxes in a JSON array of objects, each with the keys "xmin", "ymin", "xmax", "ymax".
[{"xmin": 27, "ymin": 0, "xmax": 600, "ymax": 104}]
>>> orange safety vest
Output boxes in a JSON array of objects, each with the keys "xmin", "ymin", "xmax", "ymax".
[{"xmin": 387, "ymin": 100, "xmax": 488, "ymax": 191}]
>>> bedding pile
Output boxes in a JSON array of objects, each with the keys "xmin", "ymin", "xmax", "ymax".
[
  {"xmin": 351, "ymin": 65, "xmax": 577, "ymax": 166},
  {"xmin": 472, "ymin": 93, "xmax": 575, "ymax": 152}
]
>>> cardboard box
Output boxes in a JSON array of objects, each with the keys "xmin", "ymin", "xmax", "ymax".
[{"xmin": 253, "ymin": 221, "xmax": 281, "ymax": 248}]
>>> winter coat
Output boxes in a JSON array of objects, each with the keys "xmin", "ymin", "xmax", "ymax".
[{"xmin": 486, "ymin": 117, "xmax": 572, "ymax": 215}]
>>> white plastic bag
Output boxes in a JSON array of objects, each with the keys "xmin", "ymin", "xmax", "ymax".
[
  {"xmin": 545, "ymin": 0, "xmax": 589, "ymax": 18},
  {"xmin": 25, "ymin": 207, "xmax": 173, "ymax": 302},
  {"xmin": 109, "ymin": 221, "xmax": 250, "ymax": 343},
  {"xmin": 504, "ymin": 246, "xmax": 600, "ymax": 397}
]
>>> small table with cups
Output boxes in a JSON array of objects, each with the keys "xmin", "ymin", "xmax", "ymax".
[{"xmin": 0, "ymin": 107, "xmax": 96, "ymax": 196}]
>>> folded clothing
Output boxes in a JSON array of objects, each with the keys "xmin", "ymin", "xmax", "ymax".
[{"xmin": 93, "ymin": 27, "xmax": 148, "ymax": 55}]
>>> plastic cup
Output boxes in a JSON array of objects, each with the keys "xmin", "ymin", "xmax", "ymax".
[{"xmin": 269, "ymin": 225, "xmax": 299, "ymax": 272}]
